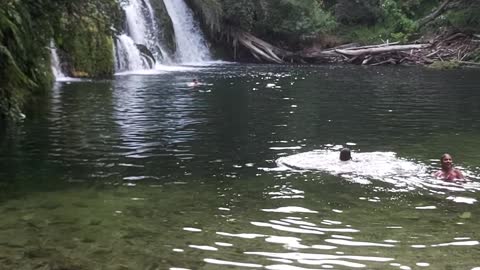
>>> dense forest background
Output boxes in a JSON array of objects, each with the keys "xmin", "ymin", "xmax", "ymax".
[{"xmin": 1, "ymin": 0, "xmax": 479, "ymax": 121}]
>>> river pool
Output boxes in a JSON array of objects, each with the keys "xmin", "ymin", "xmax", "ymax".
[{"xmin": 0, "ymin": 64, "xmax": 479, "ymax": 269}]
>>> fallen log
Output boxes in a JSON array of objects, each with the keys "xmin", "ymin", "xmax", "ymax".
[
  {"xmin": 330, "ymin": 43, "xmax": 360, "ymax": 50},
  {"xmin": 335, "ymin": 44, "xmax": 429, "ymax": 56},
  {"xmin": 347, "ymin": 41, "xmax": 400, "ymax": 50},
  {"xmin": 371, "ymin": 58, "xmax": 397, "ymax": 66},
  {"xmin": 227, "ymin": 28, "xmax": 475, "ymax": 66},
  {"xmin": 418, "ymin": 0, "xmax": 452, "ymax": 28},
  {"xmin": 235, "ymin": 32, "xmax": 289, "ymax": 64},
  {"xmin": 458, "ymin": 61, "xmax": 480, "ymax": 66}
]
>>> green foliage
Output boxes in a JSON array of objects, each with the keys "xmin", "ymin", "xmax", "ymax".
[
  {"xmin": 379, "ymin": 0, "xmax": 418, "ymax": 41},
  {"xmin": 56, "ymin": 16, "xmax": 114, "ymax": 78},
  {"xmin": 273, "ymin": 0, "xmax": 335, "ymax": 34},
  {"xmin": 0, "ymin": 45, "xmax": 34, "ymax": 120},
  {"xmin": 222, "ymin": 0, "xmax": 256, "ymax": 31},
  {"xmin": 395, "ymin": 0, "xmax": 439, "ymax": 19},
  {"xmin": 334, "ymin": 0, "xmax": 381, "ymax": 25},
  {"xmin": 0, "ymin": 1, "xmax": 51, "ymax": 121},
  {"xmin": 428, "ymin": 60, "xmax": 461, "ymax": 70},
  {"xmin": 187, "ymin": 0, "xmax": 336, "ymax": 45},
  {"xmin": 0, "ymin": 0, "xmax": 121, "ymax": 120},
  {"xmin": 53, "ymin": 0, "xmax": 121, "ymax": 78},
  {"xmin": 262, "ymin": 0, "xmax": 337, "ymax": 37},
  {"xmin": 466, "ymin": 48, "xmax": 480, "ymax": 63},
  {"xmin": 445, "ymin": 7, "xmax": 480, "ymax": 33},
  {"xmin": 185, "ymin": 0, "xmax": 224, "ymax": 34},
  {"xmin": 337, "ymin": 25, "xmax": 393, "ymax": 44},
  {"xmin": 332, "ymin": 0, "xmax": 457, "ymax": 44}
]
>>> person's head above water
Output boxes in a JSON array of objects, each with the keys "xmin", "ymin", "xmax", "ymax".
[
  {"xmin": 440, "ymin": 153, "xmax": 454, "ymax": 171},
  {"xmin": 340, "ymin": 148, "xmax": 352, "ymax": 161},
  {"xmin": 434, "ymin": 153, "xmax": 465, "ymax": 181}
]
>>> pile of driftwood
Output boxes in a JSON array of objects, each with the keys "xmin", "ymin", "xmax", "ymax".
[
  {"xmin": 233, "ymin": 30, "xmax": 480, "ymax": 66},
  {"xmin": 306, "ymin": 42, "xmax": 429, "ymax": 65},
  {"xmin": 421, "ymin": 32, "xmax": 480, "ymax": 66}
]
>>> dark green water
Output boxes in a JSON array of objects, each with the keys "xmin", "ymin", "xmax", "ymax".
[{"xmin": 0, "ymin": 64, "xmax": 480, "ymax": 269}]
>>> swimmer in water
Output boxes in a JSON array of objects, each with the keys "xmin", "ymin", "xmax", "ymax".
[
  {"xmin": 340, "ymin": 148, "xmax": 352, "ymax": 161},
  {"xmin": 187, "ymin": 79, "xmax": 200, "ymax": 87},
  {"xmin": 434, "ymin": 153, "xmax": 464, "ymax": 182}
]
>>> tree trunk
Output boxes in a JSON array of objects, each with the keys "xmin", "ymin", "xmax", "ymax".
[
  {"xmin": 418, "ymin": 0, "xmax": 453, "ymax": 28},
  {"xmin": 335, "ymin": 44, "xmax": 429, "ymax": 56},
  {"xmin": 234, "ymin": 32, "xmax": 289, "ymax": 64}
]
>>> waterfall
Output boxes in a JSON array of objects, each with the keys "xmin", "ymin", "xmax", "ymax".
[
  {"xmin": 162, "ymin": 0, "xmax": 212, "ymax": 63},
  {"xmin": 49, "ymin": 40, "xmax": 67, "ymax": 80},
  {"xmin": 116, "ymin": 0, "xmax": 172, "ymax": 72},
  {"xmin": 122, "ymin": 0, "xmax": 171, "ymax": 62},
  {"xmin": 115, "ymin": 34, "xmax": 150, "ymax": 71},
  {"xmin": 114, "ymin": 0, "xmax": 212, "ymax": 72}
]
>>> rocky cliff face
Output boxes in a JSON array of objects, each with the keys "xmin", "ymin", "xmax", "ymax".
[{"xmin": 0, "ymin": 0, "xmax": 122, "ymax": 121}]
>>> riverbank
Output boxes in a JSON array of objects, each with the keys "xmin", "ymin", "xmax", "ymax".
[
  {"xmin": 298, "ymin": 31, "xmax": 480, "ymax": 67},
  {"xmin": 190, "ymin": 0, "xmax": 480, "ymax": 67},
  {"xmin": 1, "ymin": 0, "xmax": 479, "ymax": 121}
]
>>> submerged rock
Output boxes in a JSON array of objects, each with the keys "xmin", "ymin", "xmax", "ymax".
[
  {"xmin": 136, "ymin": 44, "xmax": 156, "ymax": 68},
  {"xmin": 459, "ymin": 211, "xmax": 472, "ymax": 219}
]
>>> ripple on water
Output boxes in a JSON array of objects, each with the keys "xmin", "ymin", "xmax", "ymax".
[{"xmin": 274, "ymin": 149, "xmax": 480, "ymax": 198}]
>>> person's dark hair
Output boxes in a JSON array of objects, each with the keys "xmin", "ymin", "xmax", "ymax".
[{"xmin": 340, "ymin": 148, "xmax": 351, "ymax": 161}]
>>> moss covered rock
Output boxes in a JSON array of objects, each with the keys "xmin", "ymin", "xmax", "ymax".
[
  {"xmin": 0, "ymin": 0, "xmax": 53, "ymax": 121},
  {"xmin": 54, "ymin": 1, "xmax": 122, "ymax": 78}
]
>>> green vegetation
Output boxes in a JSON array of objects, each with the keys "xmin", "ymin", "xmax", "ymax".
[
  {"xmin": 0, "ymin": 0, "xmax": 53, "ymax": 121},
  {"xmin": 53, "ymin": 1, "xmax": 122, "ymax": 78},
  {"xmin": 189, "ymin": 0, "xmax": 477, "ymax": 48},
  {"xmin": 428, "ymin": 60, "xmax": 461, "ymax": 69},
  {"xmin": 445, "ymin": 7, "xmax": 480, "ymax": 33},
  {"xmin": 188, "ymin": 0, "xmax": 336, "ymax": 45},
  {"xmin": 1, "ymin": 0, "xmax": 478, "ymax": 121},
  {"xmin": 0, "ymin": 0, "xmax": 121, "ymax": 121}
]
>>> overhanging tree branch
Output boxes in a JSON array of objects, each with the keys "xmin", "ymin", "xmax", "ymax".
[{"xmin": 418, "ymin": 0, "xmax": 453, "ymax": 28}]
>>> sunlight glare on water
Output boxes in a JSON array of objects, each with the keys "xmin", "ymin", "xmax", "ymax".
[{"xmin": 0, "ymin": 64, "xmax": 479, "ymax": 269}]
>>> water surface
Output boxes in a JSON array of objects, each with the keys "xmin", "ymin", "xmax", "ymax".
[{"xmin": 0, "ymin": 64, "xmax": 479, "ymax": 269}]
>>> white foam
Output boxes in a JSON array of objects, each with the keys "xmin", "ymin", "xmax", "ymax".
[
  {"xmin": 276, "ymin": 150, "xmax": 426, "ymax": 183},
  {"xmin": 114, "ymin": 64, "xmax": 201, "ymax": 76},
  {"xmin": 274, "ymin": 150, "xmax": 480, "ymax": 199}
]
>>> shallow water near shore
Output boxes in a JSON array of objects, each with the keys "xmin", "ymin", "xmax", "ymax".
[{"xmin": 1, "ymin": 64, "xmax": 480, "ymax": 269}]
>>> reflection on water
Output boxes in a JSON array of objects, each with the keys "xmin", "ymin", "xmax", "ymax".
[{"xmin": 0, "ymin": 64, "xmax": 480, "ymax": 269}]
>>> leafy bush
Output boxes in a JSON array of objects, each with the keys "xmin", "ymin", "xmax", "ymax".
[
  {"xmin": 256, "ymin": 0, "xmax": 336, "ymax": 38},
  {"xmin": 465, "ymin": 48, "xmax": 480, "ymax": 63},
  {"xmin": 428, "ymin": 60, "xmax": 460, "ymax": 69},
  {"xmin": 0, "ymin": 0, "xmax": 121, "ymax": 120},
  {"xmin": 379, "ymin": 0, "xmax": 417, "ymax": 41},
  {"xmin": 334, "ymin": 0, "xmax": 381, "ymax": 25},
  {"xmin": 446, "ymin": 7, "xmax": 480, "ymax": 33},
  {"xmin": 0, "ymin": 1, "xmax": 51, "ymax": 121},
  {"xmin": 337, "ymin": 24, "xmax": 393, "ymax": 44}
]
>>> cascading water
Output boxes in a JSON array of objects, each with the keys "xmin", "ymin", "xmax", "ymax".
[
  {"xmin": 49, "ymin": 40, "xmax": 67, "ymax": 81},
  {"xmin": 162, "ymin": 0, "xmax": 212, "ymax": 63},
  {"xmin": 114, "ymin": 0, "xmax": 212, "ymax": 72},
  {"xmin": 115, "ymin": 34, "xmax": 150, "ymax": 71},
  {"xmin": 116, "ymin": 0, "xmax": 172, "ymax": 72}
]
